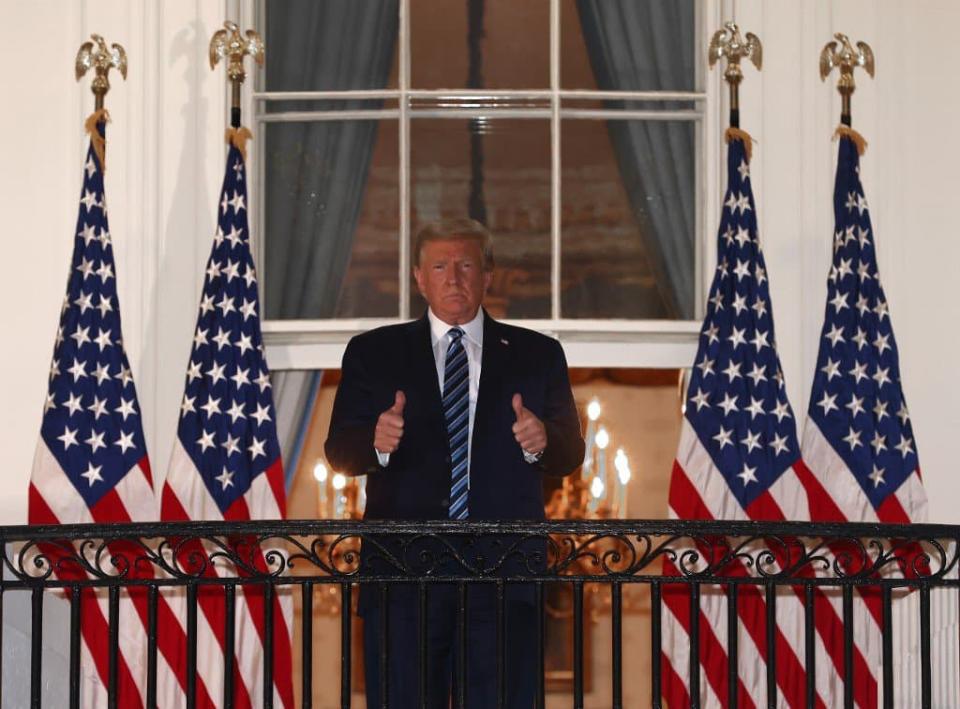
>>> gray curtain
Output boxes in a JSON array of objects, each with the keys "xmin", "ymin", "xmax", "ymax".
[
  {"xmin": 273, "ymin": 369, "xmax": 322, "ymax": 489},
  {"xmin": 576, "ymin": 0, "xmax": 696, "ymax": 319},
  {"xmin": 264, "ymin": 1, "xmax": 398, "ymax": 488},
  {"xmin": 265, "ymin": 0, "xmax": 399, "ymax": 319}
]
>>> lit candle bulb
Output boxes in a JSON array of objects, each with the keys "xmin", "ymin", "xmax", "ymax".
[
  {"xmin": 582, "ymin": 399, "xmax": 601, "ymax": 482},
  {"xmin": 587, "ymin": 427, "xmax": 610, "ymax": 515},
  {"xmin": 313, "ymin": 462, "xmax": 328, "ymax": 516},
  {"xmin": 595, "ymin": 427, "xmax": 609, "ymax": 450},
  {"xmin": 590, "ymin": 476, "xmax": 605, "ymax": 499},
  {"xmin": 332, "ymin": 473, "xmax": 346, "ymax": 518},
  {"xmin": 614, "ymin": 448, "xmax": 631, "ymax": 517},
  {"xmin": 614, "ymin": 448, "xmax": 630, "ymax": 484},
  {"xmin": 313, "ymin": 462, "xmax": 329, "ymax": 483},
  {"xmin": 587, "ymin": 399, "xmax": 601, "ymax": 422}
]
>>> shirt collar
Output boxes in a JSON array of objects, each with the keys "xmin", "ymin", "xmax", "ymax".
[{"xmin": 427, "ymin": 307, "xmax": 484, "ymax": 348}]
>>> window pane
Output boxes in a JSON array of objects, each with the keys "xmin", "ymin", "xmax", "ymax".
[
  {"xmin": 263, "ymin": 120, "xmax": 399, "ymax": 319},
  {"xmin": 561, "ymin": 0, "xmax": 696, "ymax": 92},
  {"xmin": 410, "ymin": 118, "xmax": 551, "ymax": 319},
  {"xmin": 411, "ymin": 0, "xmax": 549, "ymax": 89},
  {"xmin": 264, "ymin": 0, "xmax": 399, "ymax": 92},
  {"xmin": 561, "ymin": 118, "xmax": 696, "ymax": 319}
]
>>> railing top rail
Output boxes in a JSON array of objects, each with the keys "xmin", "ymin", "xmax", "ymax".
[
  {"xmin": 2, "ymin": 517, "xmax": 956, "ymax": 589},
  {"xmin": 2, "ymin": 518, "xmax": 956, "ymax": 542}
]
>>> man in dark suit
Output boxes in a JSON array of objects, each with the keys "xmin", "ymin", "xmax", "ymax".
[{"xmin": 325, "ymin": 218, "xmax": 584, "ymax": 707}]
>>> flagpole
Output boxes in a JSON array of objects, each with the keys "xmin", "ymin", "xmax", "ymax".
[
  {"xmin": 819, "ymin": 33, "xmax": 875, "ymax": 127},
  {"xmin": 75, "ymin": 34, "xmax": 127, "ymax": 171},
  {"xmin": 38, "ymin": 32, "xmax": 158, "ymax": 709},
  {"xmin": 191, "ymin": 22, "xmax": 294, "ymax": 709},
  {"xmin": 708, "ymin": 22, "xmax": 762, "ymax": 129},
  {"xmin": 210, "ymin": 21, "xmax": 264, "ymax": 130}
]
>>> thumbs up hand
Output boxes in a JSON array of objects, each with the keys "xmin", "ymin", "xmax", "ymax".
[
  {"xmin": 511, "ymin": 393, "xmax": 547, "ymax": 455},
  {"xmin": 374, "ymin": 390, "xmax": 406, "ymax": 454}
]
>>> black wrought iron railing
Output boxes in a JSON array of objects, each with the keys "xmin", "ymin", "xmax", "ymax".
[{"xmin": 2, "ymin": 519, "xmax": 957, "ymax": 709}]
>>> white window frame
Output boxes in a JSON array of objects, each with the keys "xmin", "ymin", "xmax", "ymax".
[{"xmin": 242, "ymin": 0, "xmax": 725, "ymax": 370}]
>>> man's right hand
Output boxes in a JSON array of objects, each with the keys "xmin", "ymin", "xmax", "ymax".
[{"xmin": 374, "ymin": 390, "xmax": 406, "ymax": 454}]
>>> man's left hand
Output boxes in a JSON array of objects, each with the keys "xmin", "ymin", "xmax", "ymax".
[{"xmin": 511, "ymin": 393, "xmax": 547, "ymax": 455}]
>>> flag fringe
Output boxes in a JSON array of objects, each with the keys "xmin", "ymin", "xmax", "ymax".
[
  {"xmin": 225, "ymin": 126, "xmax": 253, "ymax": 162},
  {"xmin": 834, "ymin": 125, "xmax": 868, "ymax": 155},
  {"xmin": 84, "ymin": 109, "xmax": 111, "ymax": 172},
  {"xmin": 725, "ymin": 127, "xmax": 755, "ymax": 162}
]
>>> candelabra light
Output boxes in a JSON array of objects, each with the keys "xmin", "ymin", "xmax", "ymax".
[
  {"xmin": 544, "ymin": 396, "xmax": 646, "ymax": 619},
  {"xmin": 547, "ymin": 397, "xmax": 633, "ymax": 521},
  {"xmin": 305, "ymin": 461, "xmax": 366, "ymax": 615},
  {"xmin": 313, "ymin": 461, "xmax": 365, "ymax": 521}
]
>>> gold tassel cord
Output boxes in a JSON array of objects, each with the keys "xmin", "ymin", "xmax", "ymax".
[
  {"xmin": 84, "ymin": 109, "xmax": 111, "ymax": 172},
  {"xmin": 833, "ymin": 125, "xmax": 868, "ymax": 155},
  {"xmin": 724, "ymin": 126, "xmax": 755, "ymax": 162},
  {"xmin": 225, "ymin": 126, "xmax": 253, "ymax": 162}
]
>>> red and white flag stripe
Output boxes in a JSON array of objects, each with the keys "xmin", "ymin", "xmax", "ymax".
[
  {"xmin": 30, "ymin": 442, "xmax": 202, "ymax": 707},
  {"xmin": 663, "ymin": 421, "xmax": 881, "ymax": 708},
  {"xmin": 160, "ymin": 439, "xmax": 294, "ymax": 709}
]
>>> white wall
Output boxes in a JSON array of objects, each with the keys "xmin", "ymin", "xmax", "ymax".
[
  {"xmin": 0, "ymin": 0, "xmax": 230, "ymax": 523},
  {"xmin": 1, "ymin": 0, "xmax": 958, "ymax": 523},
  {"xmin": 728, "ymin": 0, "xmax": 960, "ymax": 523}
]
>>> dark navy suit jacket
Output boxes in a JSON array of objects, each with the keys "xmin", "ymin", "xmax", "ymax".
[
  {"xmin": 324, "ymin": 310, "xmax": 585, "ymax": 521},
  {"xmin": 326, "ymin": 310, "xmax": 582, "ymax": 708}
]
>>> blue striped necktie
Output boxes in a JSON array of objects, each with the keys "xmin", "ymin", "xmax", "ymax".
[{"xmin": 443, "ymin": 327, "xmax": 470, "ymax": 519}]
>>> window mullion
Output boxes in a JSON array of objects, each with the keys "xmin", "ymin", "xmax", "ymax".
[
  {"xmin": 550, "ymin": 0, "xmax": 561, "ymax": 322},
  {"xmin": 252, "ymin": 89, "xmax": 708, "ymax": 101},
  {"xmin": 252, "ymin": 0, "xmax": 267, "ymax": 320},
  {"xmin": 399, "ymin": 0, "xmax": 411, "ymax": 320}
]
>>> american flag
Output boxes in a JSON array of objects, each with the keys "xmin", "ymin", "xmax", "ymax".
[
  {"xmin": 159, "ymin": 139, "xmax": 293, "ymax": 708},
  {"xmin": 800, "ymin": 130, "xmax": 928, "ymax": 706},
  {"xmin": 802, "ymin": 132, "xmax": 926, "ymax": 527},
  {"xmin": 662, "ymin": 134, "xmax": 863, "ymax": 708},
  {"xmin": 29, "ymin": 124, "xmax": 164, "ymax": 707}
]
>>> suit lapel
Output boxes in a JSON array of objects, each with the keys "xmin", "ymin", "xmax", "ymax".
[
  {"xmin": 472, "ymin": 310, "xmax": 510, "ymax": 454},
  {"xmin": 406, "ymin": 314, "xmax": 443, "ymax": 419}
]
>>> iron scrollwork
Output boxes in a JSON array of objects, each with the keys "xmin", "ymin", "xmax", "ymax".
[{"xmin": 0, "ymin": 520, "xmax": 956, "ymax": 590}]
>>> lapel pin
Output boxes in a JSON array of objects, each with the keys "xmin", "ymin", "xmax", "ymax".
[{"xmin": 501, "ymin": 338, "xmax": 509, "ymax": 346}]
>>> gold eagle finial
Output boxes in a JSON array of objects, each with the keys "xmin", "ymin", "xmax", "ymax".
[
  {"xmin": 708, "ymin": 22, "xmax": 762, "ymax": 79},
  {"xmin": 820, "ymin": 33, "xmax": 874, "ymax": 123},
  {"xmin": 708, "ymin": 22, "xmax": 762, "ymax": 118},
  {"xmin": 209, "ymin": 21, "xmax": 264, "ymax": 84},
  {"xmin": 75, "ymin": 34, "xmax": 127, "ymax": 110}
]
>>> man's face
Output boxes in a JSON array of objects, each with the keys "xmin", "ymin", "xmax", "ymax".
[{"xmin": 414, "ymin": 237, "xmax": 493, "ymax": 325}]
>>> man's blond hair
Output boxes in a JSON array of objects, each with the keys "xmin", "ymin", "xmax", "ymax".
[{"xmin": 414, "ymin": 218, "xmax": 494, "ymax": 271}]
